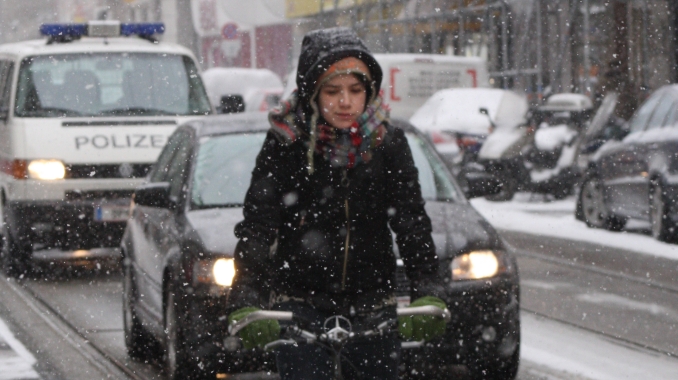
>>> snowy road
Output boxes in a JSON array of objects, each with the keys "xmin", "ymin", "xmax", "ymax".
[{"xmin": 0, "ymin": 195, "xmax": 676, "ymax": 378}]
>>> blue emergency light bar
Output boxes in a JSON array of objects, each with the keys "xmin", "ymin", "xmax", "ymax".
[
  {"xmin": 120, "ymin": 23, "xmax": 165, "ymax": 36},
  {"xmin": 40, "ymin": 21, "xmax": 165, "ymax": 39}
]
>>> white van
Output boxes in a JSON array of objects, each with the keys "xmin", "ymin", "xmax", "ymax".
[
  {"xmin": 0, "ymin": 21, "xmax": 212, "ymax": 275},
  {"xmin": 374, "ymin": 54, "xmax": 489, "ymax": 119},
  {"xmin": 282, "ymin": 53, "xmax": 488, "ymax": 120}
]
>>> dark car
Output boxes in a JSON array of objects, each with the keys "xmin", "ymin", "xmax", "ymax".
[
  {"xmin": 120, "ymin": 113, "xmax": 520, "ymax": 379},
  {"xmin": 576, "ymin": 85, "xmax": 678, "ymax": 242}
]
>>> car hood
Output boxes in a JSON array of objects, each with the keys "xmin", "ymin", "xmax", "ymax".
[
  {"xmin": 424, "ymin": 201, "xmax": 503, "ymax": 260},
  {"xmin": 184, "ymin": 202, "xmax": 502, "ymax": 261},
  {"xmin": 185, "ymin": 207, "xmax": 244, "ymax": 257}
]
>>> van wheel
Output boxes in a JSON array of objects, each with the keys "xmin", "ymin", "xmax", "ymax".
[
  {"xmin": 650, "ymin": 183, "xmax": 677, "ymax": 242},
  {"xmin": 1, "ymin": 214, "xmax": 30, "ymax": 278}
]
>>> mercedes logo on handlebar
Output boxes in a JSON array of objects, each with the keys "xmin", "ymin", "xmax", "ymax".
[{"xmin": 323, "ymin": 315, "xmax": 352, "ymax": 343}]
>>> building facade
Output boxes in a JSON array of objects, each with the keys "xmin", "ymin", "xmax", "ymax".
[{"xmin": 285, "ymin": 0, "xmax": 677, "ymax": 116}]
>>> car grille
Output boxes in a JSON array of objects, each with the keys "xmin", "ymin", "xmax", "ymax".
[
  {"xmin": 65, "ymin": 190, "xmax": 134, "ymax": 201},
  {"xmin": 395, "ymin": 266, "xmax": 411, "ymax": 297},
  {"xmin": 66, "ymin": 164, "xmax": 152, "ymax": 179}
]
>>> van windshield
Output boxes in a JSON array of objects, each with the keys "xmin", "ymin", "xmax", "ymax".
[{"xmin": 14, "ymin": 53, "xmax": 212, "ymax": 118}]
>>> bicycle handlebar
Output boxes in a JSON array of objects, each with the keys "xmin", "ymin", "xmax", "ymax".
[
  {"xmin": 228, "ymin": 306, "xmax": 451, "ymax": 337},
  {"xmin": 228, "ymin": 310, "xmax": 293, "ymax": 336}
]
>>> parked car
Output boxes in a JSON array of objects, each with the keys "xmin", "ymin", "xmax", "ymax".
[
  {"xmin": 576, "ymin": 85, "xmax": 678, "ymax": 242},
  {"xmin": 121, "ymin": 112, "xmax": 519, "ymax": 379},
  {"xmin": 201, "ymin": 68, "xmax": 283, "ymax": 114},
  {"xmin": 574, "ymin": 92, "xmax": 628, "ymax": 176},
  {"xmin": 409, "ymin": 88, "xmax": 529, "ymax": 182},
  {"xmin": 477, "ymin": 93, "xmax": 594, "ymax": 201}
]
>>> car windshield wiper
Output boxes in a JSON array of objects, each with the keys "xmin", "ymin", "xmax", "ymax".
[
  {"xmin": 19, "ymin": 107, "xmax": 83, "ymax": 117},
  {"xmin": 98, "ymin": 107, "xmax": 177, "ymax": 116},
  {"xmin": 191, "ymin": 203, "xmax": 243, "ymax": 210}
]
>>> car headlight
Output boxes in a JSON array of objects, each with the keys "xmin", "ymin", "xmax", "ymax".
[
  {"xmin": 193, "ymin": 258, "xmax": 235, "ymax": 287},
  {"xmin": 27, "ymin": 159, "xmax": 66, "ymax": 180},
  {"xmin": 451, "ymin": 250, "xmax": 503, "ymax": 280}
]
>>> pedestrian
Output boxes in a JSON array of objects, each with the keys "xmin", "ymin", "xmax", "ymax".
[{"xmin": 228, "ymin": 27, "xmax": 446, "ymax": 379}]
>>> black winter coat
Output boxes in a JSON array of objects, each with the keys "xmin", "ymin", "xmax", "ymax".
[{"xmin": 232, "ymin": 123, "xmax": 440, "ymax": 311}]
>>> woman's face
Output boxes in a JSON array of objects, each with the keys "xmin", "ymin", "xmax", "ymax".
[{"xmin": 318, "ymin": 74, "xmax": 367, "ymax": 130}]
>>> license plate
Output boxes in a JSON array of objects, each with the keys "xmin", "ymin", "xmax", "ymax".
[{"xmin": 94, "ymin": 205, "xmax": 130, "ymax": 222}]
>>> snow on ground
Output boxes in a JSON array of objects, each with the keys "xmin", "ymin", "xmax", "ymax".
[
  {"xmin": 470, "ymin": 194, "xmax": 678, "ymax": 261},
  {"xmin": 521, "ymin": 313, "xmax": 678, "ymax": 379},
  {"xmin": 0, "ymin": 318, "xmax": 39, "ymax": 379}
]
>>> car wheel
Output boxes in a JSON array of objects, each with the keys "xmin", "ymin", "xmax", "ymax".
[
  {"xmin": 164, "ymin": 290, "xmax": 204, "ymax": 380},
  {"xmin": 650, "ymin": 183, "xmax": 676, "ymax": 242},
  {"xmin": 485, "ymin": 176, "xmax": 517, "ymax": 202},
  {"xmin": 1, "ymin": 213, "xmax": 30, "ymax": 278},
  {"xmin": 123, "ymin": 263, "xmax": 159, "ymax": 361},
  {"xmin": 579, "ymin": 177, "xmax": 626, "ymax": 231}
]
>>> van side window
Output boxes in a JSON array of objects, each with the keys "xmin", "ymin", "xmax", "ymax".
[
  {"xmin": 150, "ymin": 131, "xmax": 186, "ymax": 183},
  {"xmin": 0, "ymin": 61, "xmax": 14, "ymax": 111}
]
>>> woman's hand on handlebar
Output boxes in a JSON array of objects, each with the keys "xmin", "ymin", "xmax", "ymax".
[
  {"xmin": 398, "ymin": 296, "xmax": 448, "ymax": 342},
  {"xmin": 228, "ymin": 307, "xmax": 281, "ymax": 349}
]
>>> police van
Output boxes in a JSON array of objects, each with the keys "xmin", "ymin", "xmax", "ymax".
[{"xmin": 0, "ymin": 21, "xmax": 212, "ymax": 276}]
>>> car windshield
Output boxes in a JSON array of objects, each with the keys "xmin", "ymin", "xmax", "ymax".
[
  {"xmin": 405, "ymin": 133, "xmax": 461, "ymax": 202},
  {"xmin": 191, "ymin": 132, "xmax": 267, "ymax": 209},
  {"xmin": 191, "ymin": 131, "xmax": 460, "ymax": 209},
  {"xmin": 14, "ymin": 53, "xmax": 212, "ymax": 117}
]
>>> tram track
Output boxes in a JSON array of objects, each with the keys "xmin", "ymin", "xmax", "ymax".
[
  {"xmin": 513, "ymin": 244, "xmax": 678, "ymax": 359},
  {"xmin": 3, "ymin": 276, "xmax": 151, "ymax": 380}
]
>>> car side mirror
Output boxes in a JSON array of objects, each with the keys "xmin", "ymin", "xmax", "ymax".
[
  {"xmin": 218, "ymin": 95, "xmax": 245, "ymax": 114},
  {"xmin": 133, "ymin": 182, "xmax": 172, "ymax": 208},
  {"xmin": 462, "ymin": 171, "xmax": 502, "ymax": 199}
]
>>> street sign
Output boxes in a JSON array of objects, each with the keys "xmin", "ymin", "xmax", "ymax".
[
  {"xmin": 221, "ymin": 39, "xmax": 241, "ymax": 58},
  {"xmin": 221, "ymin": 23, "xmax": 239, "ymax": 40}
]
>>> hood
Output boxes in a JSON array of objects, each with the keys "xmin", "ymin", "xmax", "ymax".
[
  {"xmin": 185, "ymin": 207, "xmax": 244, "ymax": 256},
  {"xmin": 424, "ymin": 201, "xmax": 503, "ymax": 260},
  {"xmin": 184, "ymin": 203, "xmax": 502, "ymax": 262},
  {"xmin": 296, "ymin": 27, "xmax": 382, "ymax": 104}
]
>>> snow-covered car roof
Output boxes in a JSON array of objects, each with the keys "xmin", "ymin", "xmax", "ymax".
[
  {"xmin": 0, "ymin": 37, "xmax": 197, "ymax": 59},
  {"xmin": 539, "ymin": 93, "xmax": 593, "ymax": 112},
  {"xmin": 409, "ymin": 88, "xmax": 528, "ymax": 135},
  {"xmin": 201, "ymin": 68, "xmax": 283, "ymax": 111}
]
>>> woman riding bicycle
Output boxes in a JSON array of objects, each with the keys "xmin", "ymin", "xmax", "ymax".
[{"xmin": 229, "ymin": 27, "xmax": 446, "ymax": 379}]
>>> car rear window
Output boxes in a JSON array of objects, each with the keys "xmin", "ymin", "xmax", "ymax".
[
  {"xmin": 191, "ymin": 131, "xmax": 460, "ymax": 209},
  {"xmin": 191, "ymin": 132, "xmax": 267, "ymax": 208}
]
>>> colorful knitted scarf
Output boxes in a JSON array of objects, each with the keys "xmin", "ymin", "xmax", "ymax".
[{"xmin": 269, "ymin": 91, "xmax": 389, "ymax": 173}]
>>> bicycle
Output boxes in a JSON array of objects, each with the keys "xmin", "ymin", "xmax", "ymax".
[{"xmin": 228, "ymin": 305, "xmax": 451, "ymax": 380}]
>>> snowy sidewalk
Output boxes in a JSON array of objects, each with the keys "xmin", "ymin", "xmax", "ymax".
[
  {"xmin": 0, "ymin": 318, "xmax": 39, "ymax": 380},
  {"xmin": 470, "ymin": 195, "xmax": 678, "ymax": 261}
]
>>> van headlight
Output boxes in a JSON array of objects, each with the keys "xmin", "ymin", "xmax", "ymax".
[
  {"xmin": 451, "ymin": 251, "xmax": 503, "ymax": 280},
  {"xmin": 194, "ymin": 258, "xmax": 235, "ymax": 287},
  {"xmin": 27, "ymin": 159, "xmax": 66, "ymax": 180}
]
